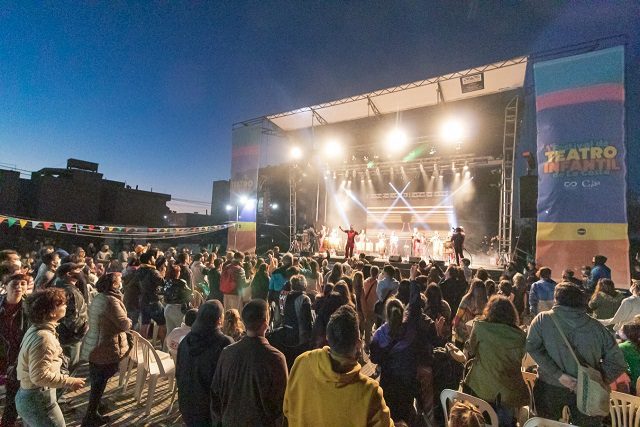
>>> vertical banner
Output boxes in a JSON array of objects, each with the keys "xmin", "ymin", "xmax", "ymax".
[
  {"xmin": 534, "ymin": 46, "xmax": 629, "ymax": 286},
  {"xmin": 228, "ymin": 124, "xmax": 261, "ymax": 253}
]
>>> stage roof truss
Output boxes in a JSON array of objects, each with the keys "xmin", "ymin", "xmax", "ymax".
[{"xmin": 264, "ymin": 56, "xmax": 527, "ymax": 131}]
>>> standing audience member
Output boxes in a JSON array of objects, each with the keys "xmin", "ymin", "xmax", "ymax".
[
  {"xmin": 439, "ymin": 265, "xmax": 466, "ymax": 315},
  {"xmin": 34, "ymin": 251, "xmax": 60, "ymax": 289},
  {"xmin": 452, "ymin": 279, "xmax": 487, "ymax": 348},
  {"xmin": 16, "ymin": 289, "xmax": 85, "ymax": 427},
  {"xmin": 526, "ymin": 283, "xmax": 626, "ymax": 427},
  {"xmin": 137, "ymin": 251, "xmax": 167, "ymax": 342},
  {"xmin": 206, "ymin": 258, "xmax": 223, "ymax": 301},
  {"xmin": 250, "ymin": 262, "xmax": 270, "ymax": 301},
  {"xmin": 220, "ymin": 252, "xmax": 248, "ymax": 311},
  {"xmin": 619, "ymin": 316, "xmax": 640, "ymax": 394},
  {"xmin": 377, "ymin": 265, "xmax": 400, "ymax": 304},
  {"xmin": 285, "ymin": 304, "xmax": 393, "ymax": 427},
  {"xmin": 163, "ymin": 265, "xmax": 192, "ymax": 336},
  {"xmin": 176, "ymin": 300, "xmax": 233, "ymax": 426},
  {"xmin": 175, "ymin": 252, "xmax": 193, "ymax": 291},
  {"xmin": 211, "ymin": 299, "xmax": 288, "ymax": 427},
  {"xmin": 463, "ymin": 296, "xmax": 528, "ymax": 427},
  {"xmin": 80, "ymin": 273, "xmax": 131, "ymax": 427},
  {"xmin": 601, "ymin": 279, "xmax": 640, "ymax": 331},
  {"xmin": 54, "ymin": 262, "xmax": 89, "ymax": 370},
  {"xmin": 361, "ymin": 265, "xmax": 379, "ymax": 349},
  {"xmin": 529, "ymin": 267, "xmax": 556, "ymax": 316},
  {"xmin": 0, "ymin": 273, "xmax": 30, "ymax": 427},
  {"xmin": 588, "ymin": 278, "xmax": 624, "ymax": 321},
  {"xmin": 586, "ymin": 255, "xmax": 611, "ymax": 293},
  {"xmin": 222, "ymin": 308, "xmax": 245, "ymax": 342}
]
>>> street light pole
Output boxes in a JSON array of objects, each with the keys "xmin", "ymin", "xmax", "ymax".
[{"xmin": 234, "ymin": 205, "xmax": 239, "ymax": 250}]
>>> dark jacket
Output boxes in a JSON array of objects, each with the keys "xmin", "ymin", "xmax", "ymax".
[
  {"xmin": 283, "ymin": 291, "xmax": 313, "ymax": 346},
  {"xmin": 176, "ymin": 327, "xmax": 233, "ymax": 420},
  {"xmin": 211, "ymin": 336, "xmax": 288, "ymax": 427},
  {"xmin": 439, "ymin": 277, "xmax": 467, "ymax": 314},
  {"xmin": 164, "ymin": 279, "xmax": 192, "ymax": 306},
  {"xmin": 122, "ymin": 266, "xmax": 141, "ymax": 312},
  {"xmin": 251, "ymin": 270, "xmax": 270, "ymax": 301},
  {"xmin": 206, "ymin": 268, "xmax": 222, "ymax": 301},
  {"xmin": 137, "ymin": 264, "xmax": 164, "ymax": 304},
  {"xmin": 0, "ymin": 296, "xmax": 29, "ymax": 378},
  {"xmin": 54, "ymin": 280, "xmax": 89, "ymax": 345}
]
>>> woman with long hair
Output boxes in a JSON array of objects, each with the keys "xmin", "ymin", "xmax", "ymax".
[
  {"xmin": 425, "ymin": 283, "xmax": 451, "ymax": 322},
  {"xmin": 589, "ymin": 278, "xmax": 625, "ymax": 320},
  {"xmin": 463, "ymin": 296, "xmax": 528, "ymax": 427},
  {"xmin": 452, "ymin": 279, "xmax": 488, "ymax": 348},
  {"xmin": 80, "ymin": 273, "xmax": 131, "ymax": 426},
  {"xmin": 306, "ymin": 259, "xmax": 323, "ymax": 296},
  {"xmin": 16, "ymin": 289, "xmax": 85, "ymax": 427},
  {"xmin": 325, "ymin": 262, "xmax": 343, "ymax": 285},
  {"xmin": 222, "ymin": 308, "xmax": 245, "ymax": 342},
  {"xmin": 163, "ymin": 264, "xmax": 192, "ymax": 336},
  {"xmin": 370, "ymin": 273, "xmax": 446, "ymax": 425},
  {"xmin": 250, "ymin": 262, "xmax": 270, "ymax": 301}
]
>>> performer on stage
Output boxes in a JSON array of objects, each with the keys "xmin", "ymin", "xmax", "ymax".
[
  {"xmin": 451, "ymin": 226, "xmax": 465, "ymax": 265},
  {"xmin": 430, "ymin": 231, "xmax": 443, "ymax": 258},
  {"xmin": 377, "ymin": 232, "xmax": 386, "ymax": 257},
  {"xmin": 318, "ymin": 225, "xmax": 327, "ymax": 252},
  {"xmin": 307, "ymin": 225, "xmax": 318, "ymax": 254},
  {"xmin": 339, "ymin": 225, "xmax": 360, "ymax": 259},
  {"xmin": 389, "ymin": 231, "xmax": 399, "ymax": 256},
  {"xmin": 411, "ymin": 228, "xmax": 423, "ymax": 258}
]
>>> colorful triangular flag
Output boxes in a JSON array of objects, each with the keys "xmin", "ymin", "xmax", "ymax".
[
  {"xmin": 7, "ymin": 218, "xmax": 17, "ymax": 227},
  {"xmin": 19, "ymin": 219, "xmax": 28, "ymax": 228},
  {"xmin": 99, "ymin": 226, "xmax": 105, "ymax": 232},
  {"xmin": 65, "ymin": 224, "xmax": 73, "ymax": 232},
  {"xmin": 43, "ymin": 222, "xmax": 52, "ymax": 230},
  {"xmin": 78, "ymin": 225, "xmax": 85, "ymax": 231},
  {"xmin": 54, "ymin": 223, "xmax": 63, "ymax": 230},
  {"xmin": 31, "ymin": 221, "xmax": 41, "ymax": 229}
]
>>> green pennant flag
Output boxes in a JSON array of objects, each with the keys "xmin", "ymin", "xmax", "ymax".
[{"xmin": 7, "ymin": 218, "xmax": 17, "ymax": 227}]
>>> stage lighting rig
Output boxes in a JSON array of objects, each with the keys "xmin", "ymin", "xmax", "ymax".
[
  {"xmin": 385, "ymin": 128, "xmax": 409, "ymax": 153},
  {"xmin": 440, "ymin": 118, "xmax": 467, "ymax": 143},
  {"xmin": 290, "ymin": 146, "xmax": 303, "ymax": 160}
]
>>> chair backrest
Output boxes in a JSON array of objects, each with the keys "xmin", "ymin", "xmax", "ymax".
[
  {"xmin": 610, "ymin": 390, "xmax": 640, "ymax": 427},
  {"xmin": 440, "ymin": 388, "xmax": 499, "ymax": 427},
  {"xmin": 522, "ymin": 417, "xmax": 573, "ymax": 427},
  {"xmin": 134, "ymin": 331, "xmax": 169, "ymax": 376},
  {"xmin": 191, "ymin": 289, "xmax": 204, "ymax": 309},
  {"xmin": 128, "ymin": 330, "xmax": 144, "ymax": 362},
  {"xmin": 636, "ymin": 376, "xmax": 640, "ymax": 397},
  {"xmin": 522, "ymin": 370, "xmax": 537, "ymax": 411}
]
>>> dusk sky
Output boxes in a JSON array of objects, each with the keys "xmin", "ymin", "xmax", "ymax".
[{"xmin": 1, "ymin": 1, "xmax": 638, "ymax": 214}]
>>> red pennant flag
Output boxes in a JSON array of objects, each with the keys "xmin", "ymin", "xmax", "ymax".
[{"xmin": 43, "ymin": 222, "xmax": 52, "ymax": 230}]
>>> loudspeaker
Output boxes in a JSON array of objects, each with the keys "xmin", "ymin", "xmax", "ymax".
[
  {"xmin": 335, "ymin": 250, "xmax": 345, "ymax": 257},
  {"xmin": 432, "ymin": 260, "xmax": 446, "ymax": 270},
  {"xmin": 299, "ymin": 251, "xmax": 311, "ymax": 257},
  {"xmin": 520, "ymin": 175, "xmax": 538, "ymax": 218},
  {"xmin": 389, "ymin": 255, "xmax": 402, "ymax": 263},
  {"xmin": 408, "ymin": 256, "xmax": 421, "ymax": 264},
  {"xmin": 365, "ymin": 255, "xmax": 376, "ymax": 263}
]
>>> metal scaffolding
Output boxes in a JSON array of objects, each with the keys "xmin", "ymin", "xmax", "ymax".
[
  {"xmin": 288, "ymin": 169, "xmax": 297, "ymax": 252},
  {"xmin": 498, "ymin": 96, "xmax": 519, "ymax": 263}
]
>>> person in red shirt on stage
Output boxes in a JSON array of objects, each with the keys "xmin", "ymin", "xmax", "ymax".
[{"xmin": 339, "ymin": 225, "xmax": 360, "ymax": 259}]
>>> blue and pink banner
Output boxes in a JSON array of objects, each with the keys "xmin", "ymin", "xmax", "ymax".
[
  {"xmin": 534, "ymin": 46, "xmax": 629, "ymax": 286},
  {"xmin": 228, "ymin": 125, "xmax": 261, "ymax": 252}
]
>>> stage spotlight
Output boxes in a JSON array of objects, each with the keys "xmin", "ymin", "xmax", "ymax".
[
  {"xmin": 333, "ymin": 171, "xmax": 337, "ymax": 179},
  {"xmin": 463, "ymin": 162, "xmax": 469, "ymax": 171},
  {"xmin": 324, "ymin": 140, "xmax": 342, "ymax": 157},
  {"xmin": 239, "ymin": 195, "xmax": 248, "ymax": 205},
  {"xmin": 429, "ymin": 146, "xmax": 437, "ymax": 155},
  {"xmin": 225, "ymin": 205, "xmax": 232, "ymax": 211},
  {"xmin": 385, "ymin": 128, "xmax": 408, "ymax": 152},
  {"xmin": 290, "ymin": 146, "xmax": 303, "ymax": 159},
  {"xmin": 440, "ymin": 118, "xmax": 467, "ymax": 143}
]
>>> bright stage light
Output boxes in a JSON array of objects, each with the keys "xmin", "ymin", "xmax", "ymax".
[
  {"xmin": 225, "ymin": 205, "xmax": 232, "ymax": 211},
  {"xmin": 271, "ymin": 203, "xmax": 279, "ymax": 210},
  {"xmin": 290, "ymin": 146, "xmax": 303, "ymax": 160},
  {"xmin": 239, "ymin": 195, "xmax": 248, "ymax": 205},
  {"xmin": 324, "ymin": 140, "xmax": 342, "ymax": 157},
  {"xmin": 440, "ymin": 118, "xmax": 467, "ymax": 143},
  {"xmin": 385, "ymin": 128, "xmax": 408, "ymax": 152}
]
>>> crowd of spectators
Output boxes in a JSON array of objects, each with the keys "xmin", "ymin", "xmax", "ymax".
[{"xmin": 0, "ymin": 241, "xmax": 639, "ymax": 426}]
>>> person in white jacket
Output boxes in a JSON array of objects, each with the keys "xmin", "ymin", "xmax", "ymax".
[
  {"xmin": 601, "ymin": 279, "xmax": 640, "ymax": 333},
  {"xmin": 16, "ymin": 288, "xmax": 85, "ymax": 427}
]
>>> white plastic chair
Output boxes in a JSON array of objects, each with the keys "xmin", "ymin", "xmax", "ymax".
[
  {"xmin": 610, "ymin": 390, "xmax": 640, "ymax": 427},
  {"xmin": 518, "ymin": 370, "xmax": 537, "ymax": 423},
  {"xmin": 132, "ymin": 331, "xmax": 175, "ymax": 416},
  {"xmin": 118, "ymin": 331, "xmax": 143, "ymax": 393},
  {"xmin": 165, "ymin": 345, "xmax": 178, "ymax": 415},
  {"xmin": 522, "ymin": 417, "xmax": 573, "ymax": 427},
  {"xmin": 440, "ymin": 388, "xmax": 499, "ymax": 427}
]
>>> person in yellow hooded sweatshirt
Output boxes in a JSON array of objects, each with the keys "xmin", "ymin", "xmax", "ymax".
[{"xmin": 284, "ymin": 304, "xmax": 394, "ymax": 427}]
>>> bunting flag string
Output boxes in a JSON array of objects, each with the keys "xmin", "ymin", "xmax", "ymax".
[{"xmin": 0, "ymin": 213, "xmax": 234, "ymax": 239}]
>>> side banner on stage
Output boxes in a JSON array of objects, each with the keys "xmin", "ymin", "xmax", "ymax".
[
  {"xmin": 228, "ymin": 125, "xmax": 261, "ymax": 253},
  {"xmin": 534, "ymin": 46, "xmax": 629, "ymax": 286}
]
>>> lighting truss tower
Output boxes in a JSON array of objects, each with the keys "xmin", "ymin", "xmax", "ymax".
[
  {"xmin": 498, "ymin": 96, "xmax": 519, "ymax": 263},
  {"xmin": 289, "ymin": 170, "xmax": 297, "ymax": 252}
]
